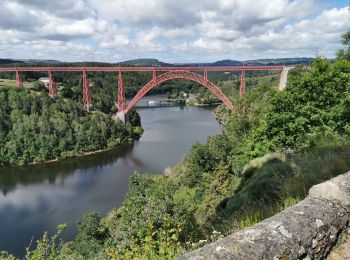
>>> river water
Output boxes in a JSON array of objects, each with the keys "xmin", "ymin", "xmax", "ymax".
[{"xmin": 0, "ymin": 99, "xmax": 222, "ymax": 256}]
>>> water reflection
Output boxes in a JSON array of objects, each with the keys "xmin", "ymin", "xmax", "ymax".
[{"xmin": 0, "ymin": 144, "xmax": 135, "ymax": 196}]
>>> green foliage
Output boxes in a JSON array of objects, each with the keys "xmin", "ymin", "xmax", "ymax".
[
  {"xmin": 107, "ymin": 215, "xmax": 182, "ymax": 259},
  {"xmin": 337, "ymin": 31, "xmax": 350, "ymax": 61},
  {"xmin": 225, "ymin": 158, "xmax": 293, "ymax": 213},
  {"xmin": 284, "ymin": 137, "xmax": 350, "ymax": 198},
  {"xmin": 211, "ymin": 140, "xmax": 350, "ymax": 234},
  {"xmin": 187, "ymin": 89, "xmax": 221, "ymax": 105},
  {"xmin": 252, "ymin": 57, "xmax": 350, "ymax": 154},
  {"xmin": 74, "ymin": 212, "xmax": 107, "ymax": 258},
  {"xmin": 0, "ymin": 87, "xmax": 142, "ymax": 166},
  {"xmin": 0, "ymin": 251, "xmax": 16, "ymax": 260},
  {"xmin": 25, "ymin": 224, "xmax": 67, "ymax": 260},
  {"xmin": 237, "ymin": 196, "xmax": 300, "ymax": 229},
  {"xmin": 31, "ymin": 81, "xmax": 47, "ymax": 92}
]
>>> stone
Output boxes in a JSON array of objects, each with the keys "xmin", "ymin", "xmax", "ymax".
[
  {"xmin": 179, "ymin": 172, "xmax": 350, "ymax": 260},
  {"xmin": 278, "ymin": 225, "xmax": 292, "ymax": 239},
  {"xmin": 115, "ymin": 111, "xmax": 130, "ymax": 124},
  {"xmin": 316, "ymin": 219, "xmax": 324, "ymax": 228},
  {"xmin": 215, "ymin": 246, "xmax": 224, "ymax": 252}
]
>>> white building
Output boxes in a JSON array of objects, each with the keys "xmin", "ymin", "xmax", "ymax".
[{"xmin": 39, "ymin": 77, "xmax": 49, "ymax": 86}]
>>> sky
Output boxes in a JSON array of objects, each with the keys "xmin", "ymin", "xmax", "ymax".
[{"xmin": 0, "ymin": 0, "xmax": 349, "ymax": 63}]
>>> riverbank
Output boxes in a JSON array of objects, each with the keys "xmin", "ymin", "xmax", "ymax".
[
  {"xmin": 0, "ymin": 86, "xmax": 144, "ymax": 168},
  {"xmin": 186, "ymin": 101, "xmax": 222, "ymax": 107},
  {"xmin": 1, "ymin": 126, "xmax": 142, "ymax": 168},
  {"xmin": 185, "ymin": 93, "xmax": 222, "ymax": 108},
  {"xmin": 25, "ymin": 142, "xmax": 134, "ymax": 167}
]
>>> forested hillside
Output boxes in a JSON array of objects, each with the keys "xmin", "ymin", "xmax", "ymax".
[{"xmin": 0, "ymin": 87, "xmax": 142, "ymax": 166}]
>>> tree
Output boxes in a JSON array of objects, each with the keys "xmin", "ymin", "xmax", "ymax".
[
  {"xmin": 74, "ymin": 212, "xmax": 107, "ymax": 258},
  {"xmin": 337, "ymin": 30, "xmax": 350, "ymax": 60},
  {"xmin": 0, "ymin": 86, "xmax": 143, "ymax": 166}
]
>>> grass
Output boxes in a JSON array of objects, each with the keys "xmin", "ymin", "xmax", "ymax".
[
  {"xmin": 219, "ymin": 74, "xmax": 280, "ymax": 97},
  {"xmin": 203, "ymin": 140, "xmax": 350, "ymax": 237},
  {"xmin": 0, "ymin": 78, "xmax": 34, "ymax": 88}
]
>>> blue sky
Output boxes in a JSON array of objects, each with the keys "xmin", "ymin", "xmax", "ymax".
[
  {"xmin": 0, "ymin": 0, "xmax": 349, "ymax": 63},
  {"xmin": 319, "ymin": 0, "xmax": 349, "ymax": 8}
]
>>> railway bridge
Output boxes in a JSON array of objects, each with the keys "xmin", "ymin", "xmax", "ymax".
[{"xmin": 0, "ymin": 65, "xmax": 291, "ymax": 121}]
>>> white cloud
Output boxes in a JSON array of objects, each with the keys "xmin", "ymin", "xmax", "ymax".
[
  {"xmin": 90, "ymin": 0, "xmax": 201, "ymax": 28},
  {"xmin": 0, "ymin": 0, "xmax": 348, "ymax": 62},
  {"xmin": 0, "ymin": 1, "xmax": 42, "ymax": 31},
  {"xmin": 14, "ymin": 0, "xmax": 94, "ymax": 20},
  {"xmin": 172, "ymin": 6, "xmax": 349, "ymax": 60},
  {"xmin": 133, "ymin": 27, "xmax": 165, "ymax": 52}
]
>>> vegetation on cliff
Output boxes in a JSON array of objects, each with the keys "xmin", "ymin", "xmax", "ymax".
[{"xmin": 0, "ymin": 87, "xmax": 142, "ymax": 167}]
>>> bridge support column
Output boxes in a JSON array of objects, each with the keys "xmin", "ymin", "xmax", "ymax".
[
  {"xmin": 204, "ymin": 68, "xmax": 208, "ymax": 87},
  {"xmin": 117, "ymin": 68, "xmax": 126, "ymax": 112},
  {"xmin": 48, "ymin": 71, "xmax": 57, "ymax": 97},
  {"xmin": 82, "ymin": 70, "xmax": 92, "ymax": 111},
  {"xmin": 115, "ymin": 111, "xmax": 130, "ymax": 124},
  {"xmin": 240, "ymin": 69, "xmax": 245, "ymax": 97},
  {"xmin": 16, "ymin": 71, "xmax": 23, "ymax": 88}
]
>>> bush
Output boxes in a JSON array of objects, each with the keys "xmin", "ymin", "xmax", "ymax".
[
  {"xmin": 25, "ymin": 224, "xmax": 67, "ymax": 260},
  {"xmin": 74, "ymin": 212, "xmax": 107, "ymax": 258},
  {"xmin": 32, "ymin": 81, "xmax": 47, "ymax": 92}
]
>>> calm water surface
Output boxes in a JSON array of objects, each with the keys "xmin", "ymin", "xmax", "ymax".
[{"xmin": 0, "ymin": 100, "xmax": 222, "ymax": 256}]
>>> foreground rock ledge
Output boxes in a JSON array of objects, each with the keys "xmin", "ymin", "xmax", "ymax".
[{"xmin": 179, "ymin": 172, "xmax": 350, "ymax": 260}]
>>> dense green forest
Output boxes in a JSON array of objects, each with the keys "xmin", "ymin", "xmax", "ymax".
[
  {"xmin": 0, "ymin": 87, "xmax": 142, "ymax": 166},
  {"xmin": 1, "ymin": 32, "xmax": 350, "ymax": 259}
]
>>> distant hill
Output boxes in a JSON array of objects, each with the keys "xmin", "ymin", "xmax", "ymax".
[
  {"xmin": 174, "ymin": 58, "xmax": 313, "ymax": 67},
  {"xmin": 120, "ymin": 59, "xmax": 172, "ymax": 66},
  {"xmin": 210, "ymin": 59, "xmax": 243, "ymax": 66},
  {"xmin": 243, "ymin": 58, "xmax": 314, "ymax": 66},
  {"xmin": 174, "ymin": 60, "xmax": 243, "ymax": 66},
  {"xmin": 19, "ymin": 59, "xmax": 62, "ymax": 65},
  {"xmin": 0, "ymin": 59, "xmax": 25, "ymax": 65},
  {"xmin": 0, "ymin": 57, "xmax": 315, "ymax": 67}
]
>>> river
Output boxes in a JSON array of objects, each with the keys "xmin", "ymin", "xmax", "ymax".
[{"xmin": 0, "ymin": 99, "xmax": 222, "ymax": 256}]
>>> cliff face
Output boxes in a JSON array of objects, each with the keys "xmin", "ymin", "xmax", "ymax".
[{"xmin": 180, "ymin": 172, "xmax": 350, "ymax": 260}]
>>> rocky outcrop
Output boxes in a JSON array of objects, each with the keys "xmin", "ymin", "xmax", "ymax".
[{"xmin": 180, "ymin": 172, "xmax": 350, "ymax": 259}]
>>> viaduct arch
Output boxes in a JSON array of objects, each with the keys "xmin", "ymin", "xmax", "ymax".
[{"xmin": 123, "ymin": 70, "xmax": 235, "ymax": 113}]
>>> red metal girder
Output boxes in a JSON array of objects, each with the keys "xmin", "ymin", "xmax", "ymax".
[
  {"xmin": 48, "ymin": 71, "xmax": 57, "ymax": 97},
  {"xmin": 117, "ymin": 68, "xmax": 126, "ymax": 111},
  {"xmin": 0, "ymin": 65, "xmax": 285, "ymax": 72},
  {"xmin": 240, "ymin": 69, "xmax": 245, "ymax": 98},
  {"xmin": 16, "ymin": 71, "xmax": 23, "ymax": 87},
  {"xmin": 82, "ymin": 70, "xmax": 91, "ymax": 111},
  {"xmin": 204, "ymin": 69, "xmax": 208, "ymax": 87},
  {"xmin": 124, "ymin": 70, "xmax": 235, "ymax": 113}
]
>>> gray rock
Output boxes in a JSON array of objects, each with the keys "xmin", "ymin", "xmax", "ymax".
[{"xmin": 179, "ymin": 172, "xmax": 350, "ymax": 260}]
